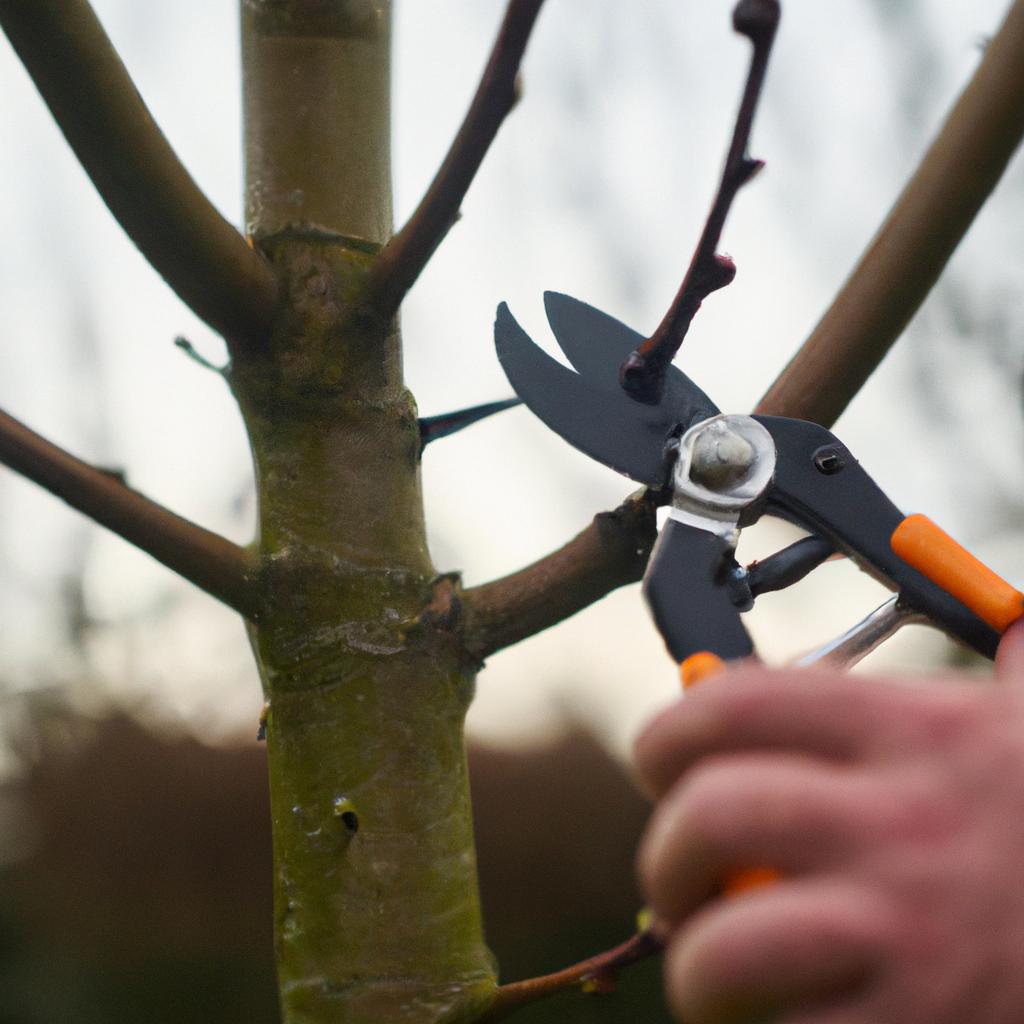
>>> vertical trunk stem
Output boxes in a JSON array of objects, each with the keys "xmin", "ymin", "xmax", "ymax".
[{"xmin": 237, "ymin": 4, "xmax": 495, "ymax": 1020}]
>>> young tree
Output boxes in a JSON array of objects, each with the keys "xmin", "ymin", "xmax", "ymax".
[{"xmin": 1, "ymin": 1, "xmax": 1022, "ymax": 1022}]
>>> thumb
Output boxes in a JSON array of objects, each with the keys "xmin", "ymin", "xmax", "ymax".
[{"xmin": 995, "ymin": 620, "xmax": 1024, "ymax": 682}]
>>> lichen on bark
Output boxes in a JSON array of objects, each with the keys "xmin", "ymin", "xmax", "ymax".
[{"xmin": 236, "ymin": 4, "xmax": 497, "ymax": 1019}]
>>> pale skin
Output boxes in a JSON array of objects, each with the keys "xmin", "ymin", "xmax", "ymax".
[{"xmin": 634, "ymin": 621, "xmax": 1024, "ymax": 1023}]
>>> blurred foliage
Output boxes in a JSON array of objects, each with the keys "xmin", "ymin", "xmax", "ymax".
[
  {"xmin": 0, "ymin": 703, "xmax": 671, "ymax": 1023},
  {"xmin": 0, "ymin": 707, "xmax": 277, "ymax": 1024}
]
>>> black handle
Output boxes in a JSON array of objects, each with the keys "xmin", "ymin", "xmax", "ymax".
[{"xmin": 643, "ymin": 518, "xmax": 755, "ymax": 664}]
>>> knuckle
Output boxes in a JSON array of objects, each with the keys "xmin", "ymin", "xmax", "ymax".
[
  {"xmin": 633, "ymin": 703, "xmax": 680, "ymax": 764},
  {"xmin": 706, "ymin": 677, "xmax": 773, "ymax": 726},
  {"xmin": 873, "ymin": 772, "xmax": 961, "ymax": 846},
  {"xmin": 663, "ymin": 926, "xmax": 719, "ymax": 1023},
  {"xmin": 674, "ymin": 764, "xmax": 737, "ymax": 851},
  {"xmin": 662, "ymin": 932, "xmax": 696, "ymax": 1020},
  {"xmin": 663, "ymin": 909, "xmax": 763, "ymax": 1024},
  {"xmin": 632, "ymin": 703, "xmax": 701, "ymax": 791},
  {"xmin": 876, "ymin": 686, "xmax": 978, "ymax": 753},
  {"xmin": 637, "ymin": 766, "xmax": 735, "ymax": 898},
  {"xmin": 912, "ymin": 692, "xmax": 977, "ymax": 745}
]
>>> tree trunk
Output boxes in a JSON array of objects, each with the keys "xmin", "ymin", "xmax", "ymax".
[{"xmin": 236, "ymin": 4, "xmax": 495, "ymax": 1020}]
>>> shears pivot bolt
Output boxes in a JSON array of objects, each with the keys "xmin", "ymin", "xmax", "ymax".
[{"xmin": 690, "ymin": 421, "xmax": 757, "ymax": 490}]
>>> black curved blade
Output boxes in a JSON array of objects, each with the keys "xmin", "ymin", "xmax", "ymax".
[
  {"xmin": 495, "ymin": 301, "xmax": 718, "ymax": 487},
  {"xmin": 543, "ymin": 292, "xmax": 719, "ymax": 424},
  {"xmin": 543, "ymin": 291, "xmax": 641, "ymax": 378},
  {"xmin": 544, "ymin": 292, "xmax": 720, "ymax": 432},
  {"xmin": 644, "ymin": 518, "xmax": 754, "ymax": 663}
]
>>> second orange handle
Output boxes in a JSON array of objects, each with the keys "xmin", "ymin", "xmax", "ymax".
[
  {"xmin": 892, "ymin": 514, "xmax": 1023, "ymax": 633},
  {"xmin": 678, "ymin": 651, "xmax": 781, "ymax": 896}
]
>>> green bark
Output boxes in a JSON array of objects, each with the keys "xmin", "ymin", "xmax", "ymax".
[
  {"xmin": 236, "ymin": 4, "xmax": 495, "ymax": 1020},
  {"xmin": 242, "ymin": 0, "xmax": 393, "ymax": 244}
]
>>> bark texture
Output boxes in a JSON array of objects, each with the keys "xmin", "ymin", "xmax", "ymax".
[{"xmin": 237, "ymin": 4, "xmax": 494, "ymax": 1020}]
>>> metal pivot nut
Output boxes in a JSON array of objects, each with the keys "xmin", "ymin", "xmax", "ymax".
[
  {"xmin": 671, "ymin": 414, "xmax": 777, "ymax": 525},
  {"xmin": 690, "ymin": 421, "xmax": 757, "ymax": 491}
]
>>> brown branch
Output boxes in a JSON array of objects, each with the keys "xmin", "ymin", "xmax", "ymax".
[
  {"xmin": 756, "ymin": 0, "xmax": 1024, "ymax": 427},
  {"xmin": 478, "ymin": 929, "xmax": 664, "ymax": 1023},
  {"xmin": 0, "ymin": 0, "xmax": 278, "ymax": 350},
  {"xmin": 461, "ymin": 490, "xmax": 658, "ymax": 661},
  {"xmin": 357, "ymin": 0, "xmax": 546, "ymax": 326},
  {"xmin": 0, "ymin": 407, "xmax": 260, "ymax": 620},
  {"xmin": 621, "ymin": 0, "xmax": 780, "ymax": 403}
]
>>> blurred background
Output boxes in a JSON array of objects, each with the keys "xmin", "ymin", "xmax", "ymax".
[{"xmin": 0, "ymin": 1, "xmax": 1022, "ymax": 1021}]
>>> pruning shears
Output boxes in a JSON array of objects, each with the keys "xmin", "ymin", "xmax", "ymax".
[{"xmin": 496, "ymin": 291, "xmax": 1024, "ymax": 682}]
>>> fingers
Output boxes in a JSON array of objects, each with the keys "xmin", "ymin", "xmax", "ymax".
[
  {"xmin": 996, "ymin": 620, "xmax": 1024, "ymax": 682},
  {"xmin": 634, "ymin": 668, "xmax": 881, "ymax": 798},
  {"xmin": 639, "ymin": 754, "xmax": 877, "ymax": 926},
  {"xmin": 663, "ymin": 880, "xmax": 892, "ymax": 1024},
  {"xmin": 633, "ymin": 665, "xmax": 978, "ymax": 799}
]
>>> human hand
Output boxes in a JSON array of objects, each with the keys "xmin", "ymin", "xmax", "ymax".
[{"xmin": 634, "ymin": 623, "xmax": 1024, "ymax": 1023}]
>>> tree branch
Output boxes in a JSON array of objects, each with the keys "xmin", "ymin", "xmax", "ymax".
[
  {"xmin": 620, "ymin": 0, "xmax": 780, "ymax": 403},
  {"xmin": 0, "ymin": 0, "xmax": 278, "ymax": 350},
  {"xmin": 461, "ymin": 490, "xmax": 658, "ymax": 660},
  {"xmin": 478, "ymin": 929, "xmax": 664, "ymax": 1023},
  {"xmin": 756, "ymin": 0, "xmax": 1024, "ymax": 427},
  {"xmin": 357, "ymin": 0, "xmax": 546, "ymax": 326},
  {"xmin": 0, "ymin": 407, "xmax": 260, "ymax": 620}
]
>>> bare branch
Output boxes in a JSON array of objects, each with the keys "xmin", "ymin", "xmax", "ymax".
[
  {"xmin": 0, "ymin": 0, "xmax": 278, "ymax": 349},
  {"xmin": 756, "ymin": 0, "xmax": 1024, "ymax": 427},
  {"xmin": 621, "ymin": 0, "xmax": 780, "ymax": 403},
  {"xmin": 478, "ymin": 929, "xmax": 663, "ymax": 1023},
  {"xmin": 0, "ymin": 407, "xmax": 260, "ymax": 619},
  {"xmin": 461, "ymin": 490, "xmax": 658, "ymax": 661},
  {"xmin": 357, "ymin": 0, "xmax": 546, "ymax": 325}
]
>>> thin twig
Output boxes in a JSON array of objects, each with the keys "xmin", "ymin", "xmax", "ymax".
[
  {"xmin": 756, "ymin": 0, "xmax": 1024, "ymax": 427},
  {"xmin": 461, "ymin": 490, "xmax": 658, "ymax": 660},
  {"xmin": 0, "ymin": 407, "xmax": 260, "ymax": 620},
  {"xmin": 479, "ymin": 930, "xmax": 664, "ymax": 1023},
  {"xmin": 621, "ymin": 0, "xmax": 780, "ymax": 404},
  {"xmin": 357, "ymin": 0, "xmax": 546, "ymax": 326},
  {"xmin": 174, "ymin": 336, "xmax": 227, "ymax": 375},
  {"xmin": 0, "ymin": 0, "xmax": 278, "ymax": 349}
]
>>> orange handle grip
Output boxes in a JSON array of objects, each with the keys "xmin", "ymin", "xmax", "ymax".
[
  {"xmin": 723, "ymin": 865, "xmax": 783, "ymax": 896},
  {"xmin": 891, "ymin": 514, "xmax": 1023, "ymax": 633},
  {"xmin": 679, "ymin": 651, "xmax": 726, "ymax": 689},
  {"xmin": 678, "ymin": 651, "xmax": 780, "ymax": 896}
]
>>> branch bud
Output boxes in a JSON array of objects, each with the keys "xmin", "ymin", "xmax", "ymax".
[
  {"xmin": 738, "ymin": 157, "xmax": 766, "ymax": 186},
  {"xmin": 733, "ymin": 0, "xmax": 781, "ymax": 44},
  {"xmin": 708, "ymin": 253, "xmax": 738, "ymax": 292}
]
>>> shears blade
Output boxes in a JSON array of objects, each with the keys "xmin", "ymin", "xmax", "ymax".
[{"xmin": 495, "ymin": 296, "xmax": 719, "ymax": 488}]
